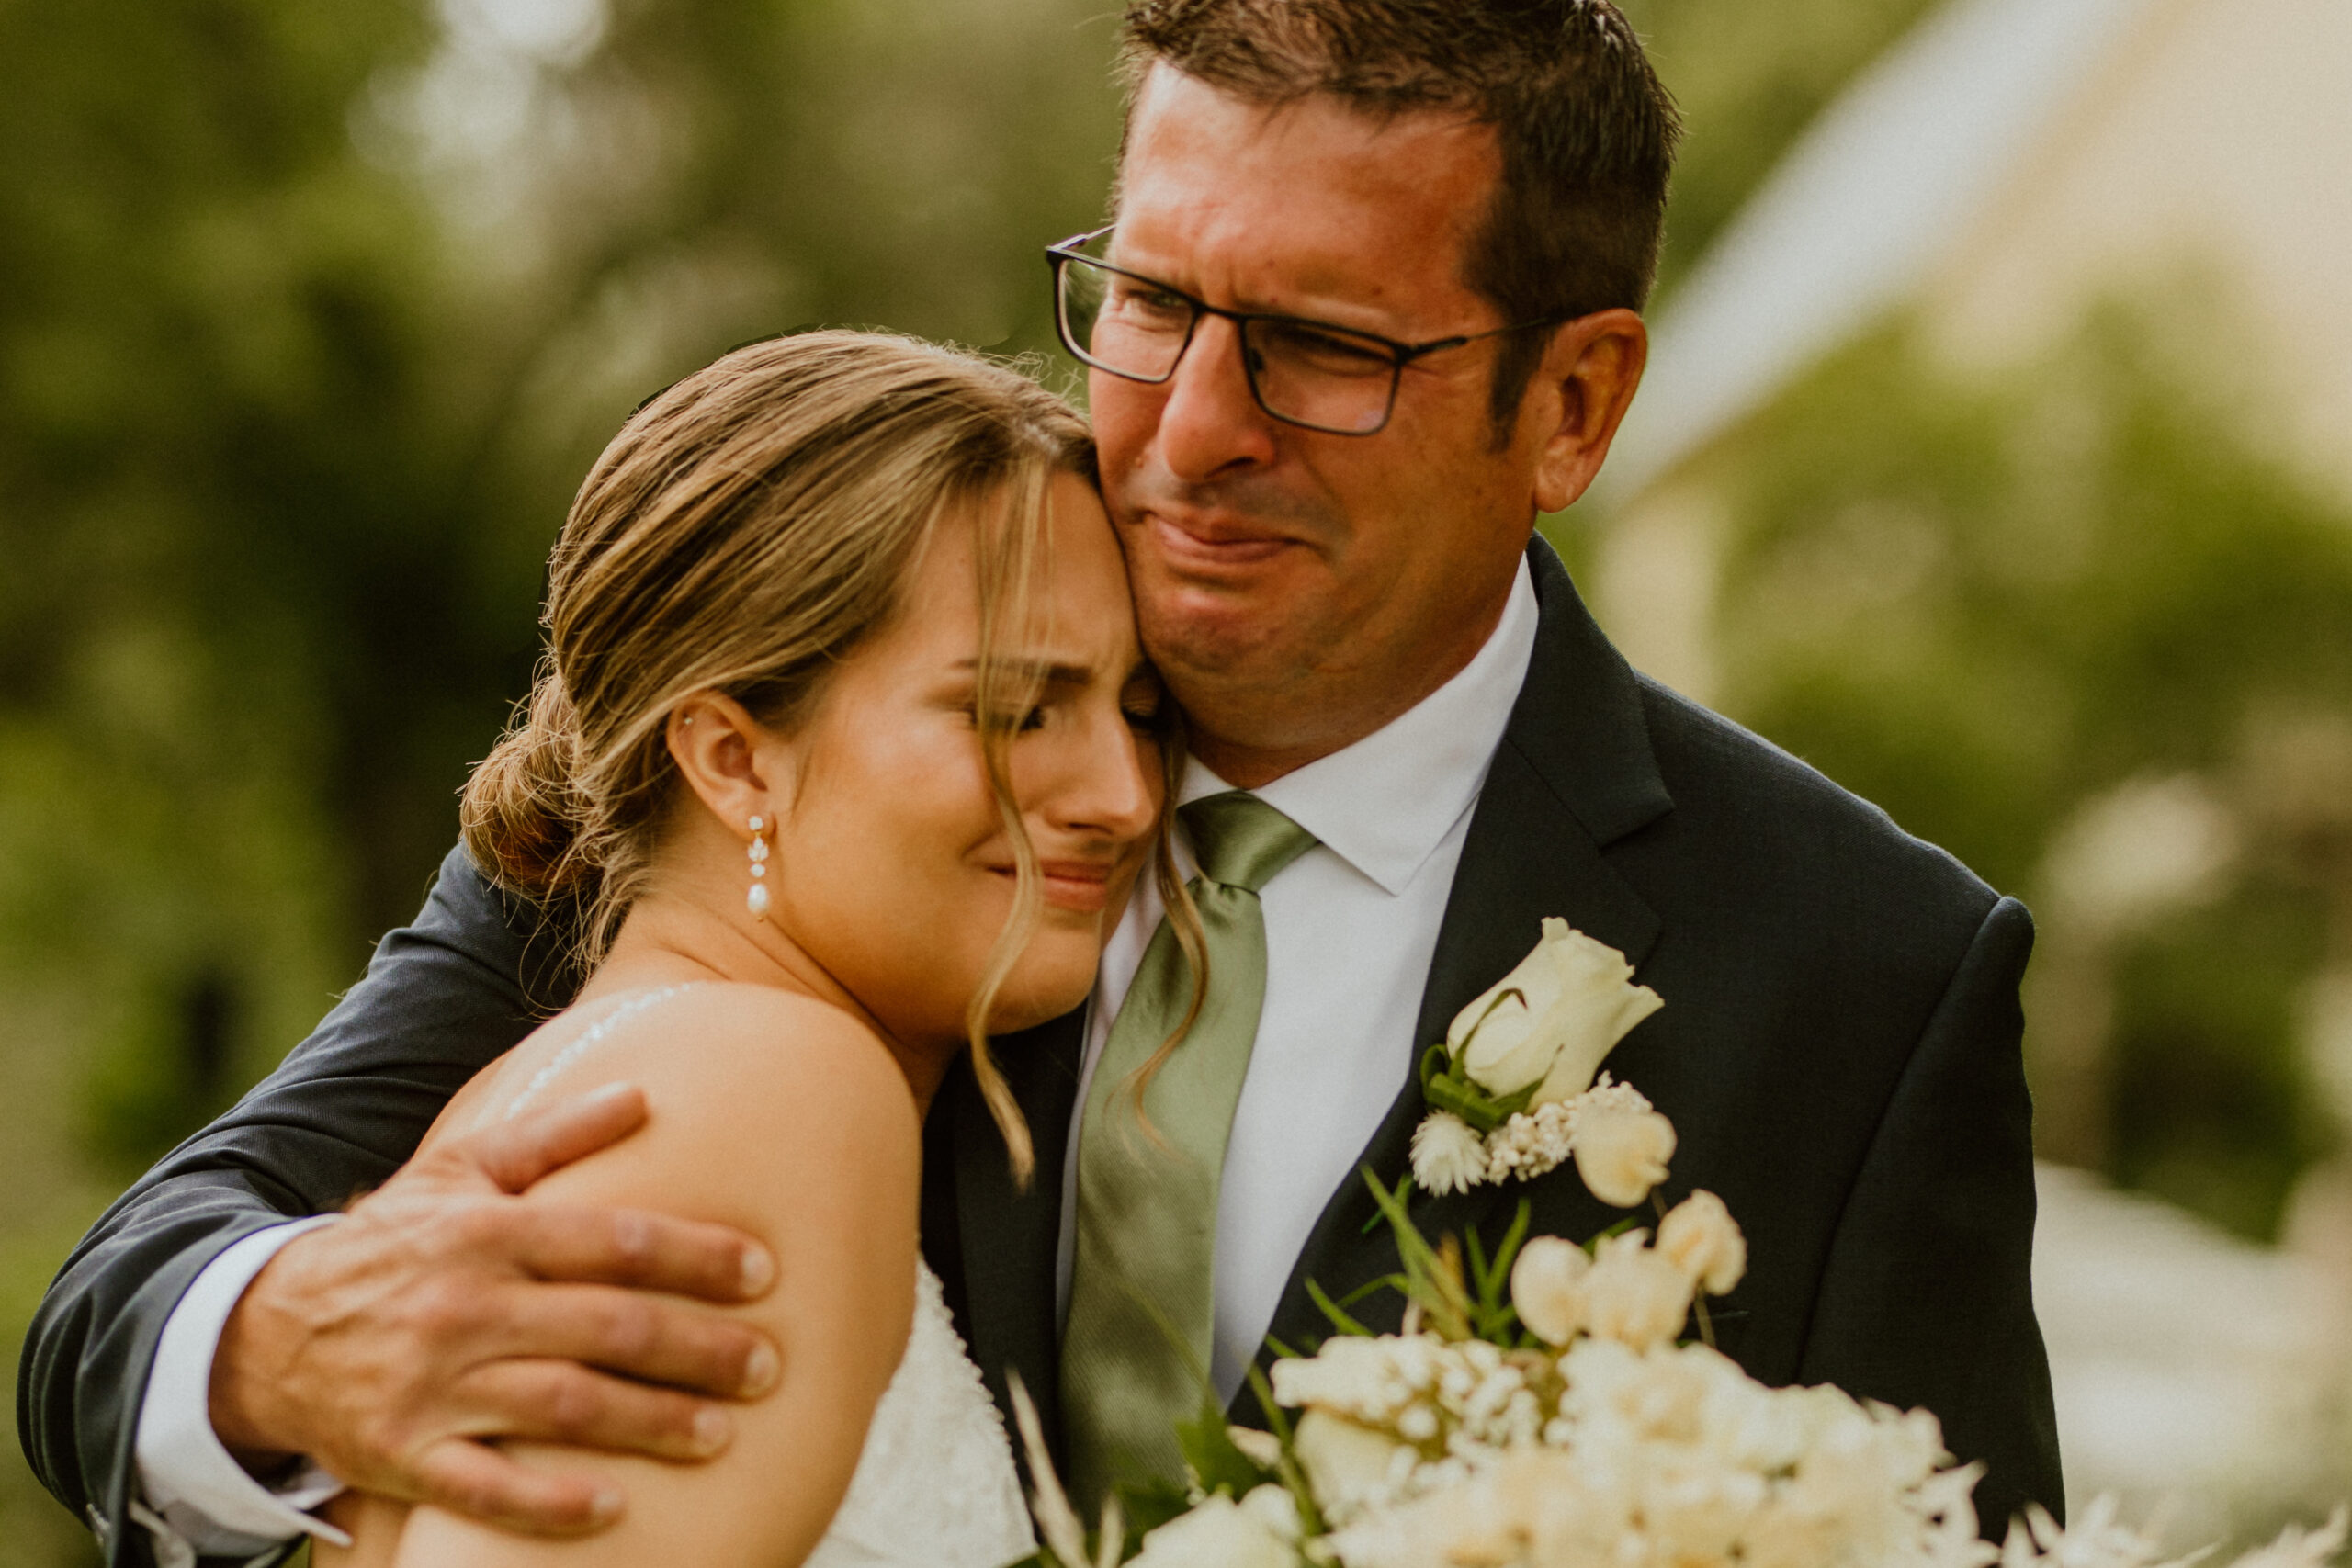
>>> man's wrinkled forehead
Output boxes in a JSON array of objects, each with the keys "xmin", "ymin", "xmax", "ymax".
[
  {"xmin": 1113, "ymin": 62, "xmax": 1496, "ymax": 220},
  {"xmin": 1109, "ymin": 65, "xmax": 1499, "ymax": 305}
]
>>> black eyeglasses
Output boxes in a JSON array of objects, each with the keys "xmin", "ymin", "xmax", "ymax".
[{"xmin": 1046, "ymin": 226, "xmax": 1558, "ymax": 436}]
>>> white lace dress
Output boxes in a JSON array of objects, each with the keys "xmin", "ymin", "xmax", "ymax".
[{"xmin": 803, "ymin": 1259, "xmax": 1037, "ymax": 1568}]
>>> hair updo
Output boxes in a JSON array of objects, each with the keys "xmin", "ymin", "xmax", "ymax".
[{"xmin": 460, "ymin": 329, "xmax": 1113, "ymax": 1181}]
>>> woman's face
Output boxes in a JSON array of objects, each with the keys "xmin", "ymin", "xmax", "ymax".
[{"xmin": 765, "ymin": 471, "xmax": 1164, "ymax": 1047}]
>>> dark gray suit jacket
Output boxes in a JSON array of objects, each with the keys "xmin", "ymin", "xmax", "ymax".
[{"xmin": 18, "ymin": 540, "xmax": 2062, "ymax": 1564}]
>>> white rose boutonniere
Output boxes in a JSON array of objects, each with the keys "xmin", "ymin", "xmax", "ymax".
[
  {"xmin": 1411, "ymin": 918, "xmax": 1664, "ymax": 1198},
  {"xmin": 1452, "ymin": 917, "xmax": 1664, "ymax": 1103}
]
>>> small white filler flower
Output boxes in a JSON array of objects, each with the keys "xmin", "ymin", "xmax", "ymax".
[{"xmin": 1408, "ymin": 1111, "xmax": 1488, "ymax": 1197}]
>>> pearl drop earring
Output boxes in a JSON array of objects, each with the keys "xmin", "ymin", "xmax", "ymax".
[{"xmin": 746, "ymin": 815, "xmax": 771, "ymax": 920}]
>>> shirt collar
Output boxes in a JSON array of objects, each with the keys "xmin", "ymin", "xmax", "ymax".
[{"xmin": 1180, "ymin": 558, "xmax": 1539, "ymax": 896}]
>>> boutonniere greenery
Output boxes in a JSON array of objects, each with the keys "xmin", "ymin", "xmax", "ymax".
[{"xmin": 1409, "ymin": 918, "xmax": 1671, "ymax": 1201}]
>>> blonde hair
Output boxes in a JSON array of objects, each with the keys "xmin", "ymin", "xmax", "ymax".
[{"xmin": 460, "ymin": 329, "xmax": 1179, "ymax": 1184}]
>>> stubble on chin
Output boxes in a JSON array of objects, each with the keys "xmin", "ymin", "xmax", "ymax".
[
  {"xmin": 1127, "ymin": 563, "xmax": 1362, "ymax": 768},
  {"xmin": 1122, "ymin": 526, "xmax": 1315, "ymax": 680},
  {"xmin": 1106, "ymin": 473, "xmax": 1360, "ymax": 754}
]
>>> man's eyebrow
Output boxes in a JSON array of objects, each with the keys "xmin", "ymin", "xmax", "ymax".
[{"xmin": 1109, "ymin": 248, "xmax": 1405, "ymax": 336}]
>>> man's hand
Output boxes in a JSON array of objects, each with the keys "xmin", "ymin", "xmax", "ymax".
[{"xmin": 210, "ymin": 1082, "xmax": 780, "ymax": 1535}]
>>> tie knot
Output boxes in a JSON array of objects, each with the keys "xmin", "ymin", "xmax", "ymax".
[{"xmin": 1179, "ymin": 792, "xmax": 1317, "ymax": 893}]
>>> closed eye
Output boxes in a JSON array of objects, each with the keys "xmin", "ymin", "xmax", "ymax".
[
  {"xmin": 1254, "ymin": 318, "xmax": 1396, "ymax": 378},
  {"xmin": 1105, "ymin": 279, "xmax": 1193, "ymax": 329},
  {"xmin": 978, "ymin": 704, "xmax": 1046, "ymax": 734},
  {"xmin": 1120, "ymin": 668, "xmax": 1167, "ymax": 731}
]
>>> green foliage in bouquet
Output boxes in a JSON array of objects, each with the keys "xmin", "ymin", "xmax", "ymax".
[
  {"xmin": 1417, "ymin": 994, "xmax": 1544, "ymax": 1134},
  {"xmin": 1315, "ymin": 1173, "xmax": 1545, "ymax": 1350}
]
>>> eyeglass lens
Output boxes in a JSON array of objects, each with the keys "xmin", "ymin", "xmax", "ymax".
[{"xmin": 1057, "ymin": 255, "xmax": 1397, "ymax": 434}]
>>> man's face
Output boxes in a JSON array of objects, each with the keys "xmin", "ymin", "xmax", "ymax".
[{"xmin": 1091, "ymin": 68, "xmax": 1555, "ymax": 778}]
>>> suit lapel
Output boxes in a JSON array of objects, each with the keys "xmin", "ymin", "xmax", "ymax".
[
  {"xmin": 1236, "ymin": 539, "xmax": 1672, "ymax": 1416},
  {"xmin": 940, "ymin": 1006, "xmax": 1086, "ymax": 1451}
]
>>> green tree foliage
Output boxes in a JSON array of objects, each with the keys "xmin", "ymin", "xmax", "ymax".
[
  {"xmin": 2, "ymin": 0, "xmax": 485, "ymax": 1145},
  {"xmin": 1, "ymin": 1, "xmax": 443, "ymax": 1553},
  {"xmin": 0, "ymin": 0, "xmax": 1132, "ymax": 1163},
  {"xmin": 1687, "ymin": 300, "xmax": 2352, "ymax": 1237},
  {"xmin": 0, "ymin": 0, "xmax": 1123, "ymax": 1551}
]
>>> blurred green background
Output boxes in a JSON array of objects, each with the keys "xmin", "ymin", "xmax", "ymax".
[{"xmin": 5, "ymin": 0, "xmax": 2346, "ymax": 1561}]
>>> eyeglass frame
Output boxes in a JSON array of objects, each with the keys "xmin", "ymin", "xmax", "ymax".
[{"xmin": 1045, "ymin": 226, "xmax": 1564, "ymax": 437}]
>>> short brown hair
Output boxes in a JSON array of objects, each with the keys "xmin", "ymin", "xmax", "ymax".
[
  {"xmin": 1119, "ymin": 0, "xmax": 1680, "ymax": 429},
  {"xmin": 461, "ymin": 329, "xmax": 1117, "ymax": 1182}
]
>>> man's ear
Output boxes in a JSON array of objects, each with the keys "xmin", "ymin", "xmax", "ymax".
[
  {"xmin": 665, "ymin": 691, "xmax": 793, "ymax": 833},
  {"xmin": 1527, "ymin": 309, "xmax": 1649, "ymax": 515}
]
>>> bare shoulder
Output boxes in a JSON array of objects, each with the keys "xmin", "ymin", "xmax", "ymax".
[
  {"xmin": 368, "ymin": 984, "xmax": 929, "ymax": 1564},
  {"xmin": 616, "ymin": 982, "xmax": 917, "ymax": 1127},
  {"xmin": 503, "ymin": 983, "xmax": 922, "ymax": 1255}
]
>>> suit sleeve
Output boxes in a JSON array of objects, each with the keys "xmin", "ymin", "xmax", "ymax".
[
  {"xmin": 13, "ymin": 842, "xmax": 571, "ymax": 1564},
  {"xmin": 1792, "ymin": 894, "xmax": 2064, "ymax": 1537}
]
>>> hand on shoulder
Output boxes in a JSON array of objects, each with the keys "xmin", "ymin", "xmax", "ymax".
[{"xmin": 329, "ymin": 983, "xmax": 929, "ymax": 1565}]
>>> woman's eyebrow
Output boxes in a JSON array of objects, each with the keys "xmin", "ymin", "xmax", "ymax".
[{"xmin": 956, "ymin": 657, "xmax": 1097, "ymax": 687}]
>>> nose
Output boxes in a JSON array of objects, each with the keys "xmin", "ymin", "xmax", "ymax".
[
  {"xmin": 1046, "ymin": 704, "xmax": 1160, "ymax": 849},
  {"xmin": 1153, "ymin": 313, "xmax": 1279, "ymax": 484}
]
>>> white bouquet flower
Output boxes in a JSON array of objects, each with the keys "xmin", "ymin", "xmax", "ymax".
[
  {"xmin": 1013, "ymin": 931, "xmax": 2348, "ymax": 1568},
  {"xmin": 1015, "ymin": 1156, "xmax": 2347, "ymax": 1568},
  {"xmin": 1015, "ymin": 1156, "xmax": 2348, "ymax": 1568}
]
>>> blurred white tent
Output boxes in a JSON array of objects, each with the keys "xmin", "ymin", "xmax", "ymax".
[{"xmin": 1600, "ymin": 0, "xmax": 2352, "ymax": 514}]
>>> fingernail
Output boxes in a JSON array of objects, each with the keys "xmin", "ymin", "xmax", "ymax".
[
  {"xmin": 591, "ymin": 1486, "xmax": 625, "ymax": 1523},
  {"xmin": 741, "ymin": 1341, "xmax": 781, "ymax": 1397},
  {"xmin": 740, "ymin": 1244, "xmax": 775, "ymax": 1296},
  {"xmin": 693, "ymin": 1406, "xmax": 733, "ymax": 1454}
]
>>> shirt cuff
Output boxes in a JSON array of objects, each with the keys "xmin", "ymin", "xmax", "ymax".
[{"xmin": 133, "ymin": 1216, "xmax": 356, "ymax": 1556}]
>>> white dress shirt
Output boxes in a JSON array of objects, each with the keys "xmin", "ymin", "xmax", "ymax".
[
  {"xmin": 134, "ymin": 1217, "xmax": 350, "ymax": 1563},
  {"xmin": 1057, "ymin": 559, "xmax": 1539, "ymax": 1400},
  {"xmin": 138, "ymin": 557, "xmax": 1540, "ymax": 1547}
]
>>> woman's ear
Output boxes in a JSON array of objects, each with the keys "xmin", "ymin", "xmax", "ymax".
[{"xmin": 665, "ymin": 692, "xmax": 794, "ymax": 833}]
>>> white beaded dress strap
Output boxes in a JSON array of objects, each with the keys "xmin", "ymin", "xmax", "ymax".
[{"xmin": 501, "ymin": 984, "xmax": 703, "ymax": 1122}]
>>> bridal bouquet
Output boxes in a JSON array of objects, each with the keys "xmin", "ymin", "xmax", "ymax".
[{"xmin": 1015, "ymin": 922, "xmax": 2350, "ymax": 1568}]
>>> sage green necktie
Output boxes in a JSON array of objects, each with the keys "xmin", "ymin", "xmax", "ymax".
[{"xmin": 1059, "ymin": 791, "xmax": 1317, "ymax": 1507}]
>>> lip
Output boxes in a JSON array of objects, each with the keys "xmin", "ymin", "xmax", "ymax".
[
  {"xmin": 1139, "ymin": 508, "xmax": 1300, "ymax": 573},
  {"xmin": 1039, "ymin": 859, "xmax": 1115, "ymax": 913},
  {"xmin": 992, "ymin": 859, "xmax": 1119, "ymax": 913}
]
